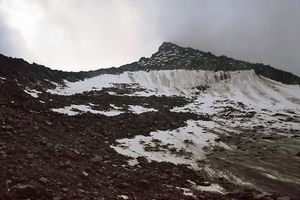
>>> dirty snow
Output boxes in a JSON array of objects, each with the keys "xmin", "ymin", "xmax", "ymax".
[
  {"xmin": 193, "ymin": 184, "xmax": 225, "ymax": 194},
  {"xmin": 129, "ymin": 105, "xmax": 158, "ymax": 114},
  {"xmin": 51, "ymin": 104, "xmax": 124, "ymax": 116},
  {"xmin": 51, "ymin": 104, "xmax": 159, "ymax": 116},
  {"xmin": 175, "ymin": 187, "xmax": 196, "ymax": 197},
  {"xmin": 111, "ymin": 120, "xmax": 229, "ymax": 169},
  {"xmin": 118, "ymin": 195, "xmax": 129, "ymax": 200},
  {"xmin": 47, "ymin": 70, "xmax": 300, "ymax": 110},
  {"xmin": 24, "ymin": 88, "xmax": 42, "ymax": 98}
]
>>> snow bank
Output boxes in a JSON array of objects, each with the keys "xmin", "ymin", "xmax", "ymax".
[
  {"xmin": 51, "ymin": 104, "xmax": 123, "ymax": 116},
  {"xmin": 47, "ymin": 69, "xmax": 300, "ymax": 109},
  {"xmin": 111, "ymin": 120, "xmax": 229, "ymax": 169}
]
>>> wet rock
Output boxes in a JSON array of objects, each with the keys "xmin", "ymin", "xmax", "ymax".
[{"xmin": 13, "ymin": 184, "xmax": 37, "ymax": 198}]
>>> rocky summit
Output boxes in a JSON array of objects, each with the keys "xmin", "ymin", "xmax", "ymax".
[{"xmin": 0, "ymin": 42, "xmax": 300, "ymax": 200}]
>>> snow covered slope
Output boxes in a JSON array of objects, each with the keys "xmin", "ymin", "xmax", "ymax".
[{"xmin": 48, "ymin": 69, "xmax": 300, "ymax": 109}]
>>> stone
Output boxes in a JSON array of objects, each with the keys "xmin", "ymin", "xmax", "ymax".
[
  {"xmin": 82, "ymin": 171, "xmax": 89, "ymax": 177},
  {"xmin": 136, "ymin": 179, "xmax": 151, "ymax": 189},
  {"xmin": 1, "ymin": 125, "xmax": 13, "ymax": 130},
  {"xmin": 64, "ymin": 160, "xmax": 72, "ymax": 168},
  {"xmin": 198, "ymin": 181, "xmax": 211, "ymax": 186},
  {"xmin": 117, "ymin": 183, "xmax": 131, "ymax": 189},
  {"xmin": 45, "ymin": 121, "xmax": 53, "ymax": 125},
  {"xmin": 5, "ymin": 179, "xmax": 12, "ymax": 185},
  {"xmin": 277, "ymin": 196, "xmax": 291, "ymax": 200},
  {"xmin": 89, "ymin": 155, "xmax": 103, "ymax": 164},
  {"xmin": 39, "ymin": 177, "xmax": 48, "ymax": 183},
  {"xmin": 53, "ymin": 197, "xmax": 64, "ymax": 200},
  {"xmin": 13, "ymin": 184, "xmax": 37, "ymax": 198},
  {"xmin": 26, "ymin": 153, "xmax": 34, "ymax": 159},
  {"xmin": 0, "ymin": 151, "xmax": 7, "ymax": 159}
]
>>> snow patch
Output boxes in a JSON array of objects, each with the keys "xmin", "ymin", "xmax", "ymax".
[
  {"xmin": 24, "ymin": 88, "xmax": 41, "ymax": 98},
  {"xmin": 175, "ymin": 187, "xmax": 196, "ymax": 197},
  {"xmin": 118, "ymin": 195, "xmax": 129, "ymax": 200},
  {"xmin": 51, "ymin": 104, "xmax": 124, "ymax": 116},
  {"xmin": 111, "ymin": 120, "xmax": 229, "ymax": 169},
  {"xmin": 129, "ymin": 105, "xmax": 158, "ymax": 114},
  {"xmin": 193, "ymin": 184, "xmax": 225, "ymax": 194}
]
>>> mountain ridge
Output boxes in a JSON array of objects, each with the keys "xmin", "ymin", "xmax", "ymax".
[{"xmin": 1, "ymin": 42, "xmax": 300, "ymax": 87}]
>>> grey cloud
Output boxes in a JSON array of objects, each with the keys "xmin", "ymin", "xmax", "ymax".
[
  {"xmin": 0, "ymin": 13, "xmax": 24, "ymax": 57},
  {"xmin": 151, "ymin": 0, "xmax": 300, "ymax": 76},
  {"xmin": 0, "ymin": 0, "xmax": 299, "ymax": 76}
]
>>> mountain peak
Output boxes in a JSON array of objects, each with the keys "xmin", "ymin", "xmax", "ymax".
[{"xmin": 158, "ymin": 42, "xmax": 182, "ymax": 52}]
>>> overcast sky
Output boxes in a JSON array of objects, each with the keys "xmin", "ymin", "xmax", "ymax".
[{"xmin": 0, "ymin": 0, "xmax": 299, "ymax": 76}]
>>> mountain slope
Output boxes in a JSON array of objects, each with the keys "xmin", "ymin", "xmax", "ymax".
[
  {"xmin": 119, "ymin": 42, "xmax": 300, "ymax": 85},
  {"xmin": 0, "ymin": 43, "xmax": 300, "ymax": 200}
]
